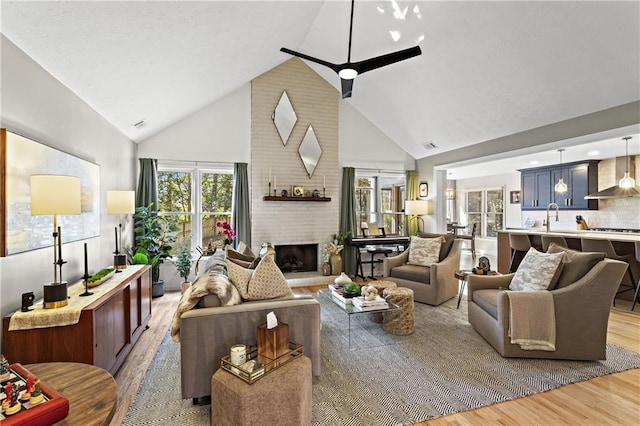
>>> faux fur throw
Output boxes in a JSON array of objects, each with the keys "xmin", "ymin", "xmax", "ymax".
[{"xmin": 170, "ymin": 272, "xmax": 241, "ymax": 342}]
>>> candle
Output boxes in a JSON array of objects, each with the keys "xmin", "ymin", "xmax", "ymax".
[
  {"xmin": 269, "ymin": 168, "xmax": 272, "ymax": 184},
  {"xmin": 230, "ymin": 344, "xmax": 246, "ymax": 366},
  {"xmin": 115, "ymin": 226, "xmax": 119, "ymax": 253},
  {"xmin": 274, "ymin": 175, "xmax": 277, "ymax": 190},
  {"xmin": 84, "ymin": 243, "xmax": 88, "ymax": 278},
  {"xmin": 57, "ymin": 226, "xmax": 63, "ymax": 261}
]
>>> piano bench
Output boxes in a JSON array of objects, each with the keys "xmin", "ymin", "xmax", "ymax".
[{"xmin": 366, "ymin": 246, "xmax": 394, "ymax": 279}]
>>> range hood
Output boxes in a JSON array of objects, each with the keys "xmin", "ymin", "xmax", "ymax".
[{"xmin": 585, "ymin": 155, "xmax": 640, "ymax": 199}]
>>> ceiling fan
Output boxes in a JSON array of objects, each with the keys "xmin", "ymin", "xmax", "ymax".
[{"xmin": 280, "ymin": 0, "xmax": 422, "ymax": 99}]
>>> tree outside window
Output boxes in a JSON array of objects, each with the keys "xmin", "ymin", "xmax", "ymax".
[{"xmin": 157, "ymin": 165, "xmax": 233, "ymax": 250}]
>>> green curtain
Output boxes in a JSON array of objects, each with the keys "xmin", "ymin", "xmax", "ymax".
[
  {"xmin": 136, "ymin": 158, "xmax": 158, "ymax": 210},
  {"xmin": 406, "ymin": 170, "xmax": 419, "ymax": 236},
  {"xmin": 340, "ymin": 167, "xmax": 357, "ymax": 276},
  {"xmin": 232, "ymin": 162, "xmax": 251, "ymax": 249}
]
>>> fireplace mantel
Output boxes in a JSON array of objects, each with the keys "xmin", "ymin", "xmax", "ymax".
[{"xmin": 263, "ymin": 196, "xmax": 331, "ymax": 202}]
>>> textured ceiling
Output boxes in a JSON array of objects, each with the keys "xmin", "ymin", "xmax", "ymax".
[{"xmin": 2, "ymin": 1, "xmax": 639, "ymax": 162}]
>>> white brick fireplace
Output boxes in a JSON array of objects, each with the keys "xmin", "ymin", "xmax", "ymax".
[{"xmin": 250, "ymin": 59, "xmax": 340, "ymax": 270}]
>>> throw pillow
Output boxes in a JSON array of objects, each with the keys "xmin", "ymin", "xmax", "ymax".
[
  {"xmin": 407, "ymin": 236, "xmax": 444, "ymax": 267},
  {"xmin": 226, "ymin": 247, "xmax": 256, "ymax": 263},
  {"xmin": 418, "ymin": 232, "xmax": 454, "ymax": 261},
  {"xmin": 226, "ymin": 256, "xmax": 261, "ymax": 269},
  {"xmin": 225, "ymin": 258, "xmax": 253, "ymax": 299},
  {"xmin": 546, "ymin": 243, "xmax": 606, "ymax": 289},
  {"xmin": 246, "ymin": 255, "xmax": 293, "ymax": 301},
  {"xmin": 237, "ymin": 241, "xmax": 255, "ymax": 258},
  {"xmin": 509, "ymin": 248, "xmax": 564, "ymax": 291}
]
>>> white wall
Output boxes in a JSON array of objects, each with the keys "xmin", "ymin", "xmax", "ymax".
[
  {"xmin": 137, "ymin": 84, "xmax": 251, "ymax": 163},
  {"xmin": 0, "ymin": 35, "xmax": 137, "ymax": 347},
  {"xmin": 339, "ymin": 102, "xmax": 415, "ymax": 171}
]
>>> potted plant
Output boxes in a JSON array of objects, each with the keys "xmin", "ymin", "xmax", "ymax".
[
  {"xmin": 175, "ymin": 240, "xmax": 193, "ymax": 294},
  {"xmin": 131, "ymin": 203, "xmax": 178, "ymax": 297}
]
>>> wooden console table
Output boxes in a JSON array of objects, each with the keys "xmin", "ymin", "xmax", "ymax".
[
  {"xmin": 26, "ymin": 362, "xmax": 116, "ymax": 425},
  {"xmin": 3, "ymin": 265, "xmax": 151, "ymax": 375}
]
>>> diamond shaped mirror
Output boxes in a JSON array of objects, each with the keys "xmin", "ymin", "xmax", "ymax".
[
  {"xmin": 272, "ymin": 91, "xmax": 297, "ymax": 145},
  {"xmin": 298, "ymin": 125, "xmax": 322, "ymax": 177}
]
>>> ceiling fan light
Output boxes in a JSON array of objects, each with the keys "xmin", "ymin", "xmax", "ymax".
[
  {"xmin": 555, "ymin": 178, "xmax": 568, "ymax": 193},
  {"xmin": 339, "ymin": 68, "xmax": 358, "ymax": 79},
  {"xmin": 618, "ymin": 172, "xmax": 636, "ymax": 189}
]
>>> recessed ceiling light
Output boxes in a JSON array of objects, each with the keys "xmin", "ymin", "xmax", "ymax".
[
  {"xmin": 529, "ymin": 160, "xmax": 539, "ymax": 165},
  {"xmin": 587, "ymin": 150, "xmax": 600, "ymax": 156}
]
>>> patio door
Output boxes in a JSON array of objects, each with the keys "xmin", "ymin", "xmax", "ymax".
[{"xmin": 465, "ymin": 188, "xmax": 504, "ymax": 238}]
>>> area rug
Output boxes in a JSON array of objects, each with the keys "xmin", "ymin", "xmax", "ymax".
[{"xmin": 123, "ymin": 296, "xmax": 640, "ymax": 426}]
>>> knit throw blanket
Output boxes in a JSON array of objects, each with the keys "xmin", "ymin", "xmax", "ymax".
[
  {"xmin": 170, "ymin": 270, "xmax": 241, "ymax": 342},
  {"xmin": 506, "ymin": 291, "xmax": 556, "ymax": 351}
]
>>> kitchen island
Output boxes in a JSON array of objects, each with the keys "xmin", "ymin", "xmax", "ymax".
[{"xmin": 497, "ymin": 230, "xmax": 639, "ymax": 289}]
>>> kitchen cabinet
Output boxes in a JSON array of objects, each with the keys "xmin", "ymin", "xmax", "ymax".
[{"xmin": 520, "ymin": 160, "xmax": 599, "ymax": 211}]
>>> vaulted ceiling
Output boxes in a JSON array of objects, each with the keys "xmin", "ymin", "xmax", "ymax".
[{"xmin": 2, "ymin": 1, "xmax": 639, "ymax": 161}]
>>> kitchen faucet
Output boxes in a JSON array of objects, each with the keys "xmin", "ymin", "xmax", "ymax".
[{"xmin": 546, "ymin": 202, "xmax": 559, "ymax": 232}]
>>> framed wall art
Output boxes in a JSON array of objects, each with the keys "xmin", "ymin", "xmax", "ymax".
[
  {"xmin": 510, "ymin": 191, "xmax": 521, "ymax": 204},
  {"xmin": 0, "ymin": 129, "xmax": 100, "ymax": 256},
  {"xmin": 419, "ymin": 182, "xmax": 428, "ymax": 198}
]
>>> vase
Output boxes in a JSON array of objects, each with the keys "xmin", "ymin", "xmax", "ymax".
[
  {"xmin": 334, "ymin": 272, "xmax": 350, "ymax": 286},
  {"xmin": 322, "ymin": 262, "xmax": 331, "ymax": 276},
  {"xmin": 259, "ymin": 242, "xmax": 275, "ymax": 258},
  {"xmin": 330, "ymin": 253, "xmax": 343, "ymax": 275}
]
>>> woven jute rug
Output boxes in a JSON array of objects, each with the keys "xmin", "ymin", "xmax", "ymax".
[{"xmin": 123, "ymin": 296, "xmax": 640, "ymax": 425}]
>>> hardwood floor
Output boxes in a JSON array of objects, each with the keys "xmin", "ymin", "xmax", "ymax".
[{"xmin": 110, "ymin": 279, "xmax": 640, "ymax": 426}]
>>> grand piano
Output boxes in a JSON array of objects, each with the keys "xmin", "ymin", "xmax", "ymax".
[{"xmin": 346, "ymin": 234, "xmax": 410, "ymax": 279}]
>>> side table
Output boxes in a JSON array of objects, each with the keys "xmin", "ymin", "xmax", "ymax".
[{"xmin": 454, "ymin": 270, "xmax": 499, "ymax": 309}]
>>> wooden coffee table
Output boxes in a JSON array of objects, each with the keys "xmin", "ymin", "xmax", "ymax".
[{"xmin": 25, "ymin": 362, "xmax": 116, "ymax": 425}]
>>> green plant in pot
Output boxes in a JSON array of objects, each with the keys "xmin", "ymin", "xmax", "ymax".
[
  {"xmin": 342, "ymin": 281, "xmax": 361, "ymax": 298},
  {"xmin": 131, "ymin": 203, "xmax": 178, "ymax": 297},
  {"xmin": 175, "ymin": 240, "xmax": 193, "ymax": 293}
]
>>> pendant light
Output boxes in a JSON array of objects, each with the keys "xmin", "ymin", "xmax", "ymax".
[
  {"xmin": 618, "ymin": 136, "xmax": 636, "ymax": 189},
  {"xmin": 554, "ymin": 148, "xmax": 568, "ymax": 193}
]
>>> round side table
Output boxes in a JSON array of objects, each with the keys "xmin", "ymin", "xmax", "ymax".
[{"xmin": 454, "ymin": 269, "xmax": 499, "ymax": 309}]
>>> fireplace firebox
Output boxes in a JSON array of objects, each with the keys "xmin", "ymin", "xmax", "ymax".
[{"xmin": 274, "ymin": 244, "xmax": 318, "ymax": 273}]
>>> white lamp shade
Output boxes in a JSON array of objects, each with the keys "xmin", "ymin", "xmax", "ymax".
[
  {"xmin": 405, "ymin": 200, "xmax": 431, "ymax": 215},
  {"xmin": 107, "ymin": 190, "xmax": 136, "ymax": 214},
  {"xmin": 30, "ymin": 175, "xmax": 81, "ymax": 215}
]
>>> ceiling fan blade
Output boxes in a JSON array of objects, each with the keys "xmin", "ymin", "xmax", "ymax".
[
  {"xmin": 341, "ymin": 78, "xmax": 354, "ymax": 99},
  {"xmin": 280, "ymin": 47, "xmax": 341, "ymax": 73},
  {"xmin": 354, "ymin": 45, "xmax": 422, "ymax": 75}
]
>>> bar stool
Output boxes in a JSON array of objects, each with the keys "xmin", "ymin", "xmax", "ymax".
[
  {"xmin": 581, "ymin": 238, "xmax": 637, "ymax": 304},
  {"xmin": 508, "ymin": 234, "xmax": 532, "ymax": 273},
  {"xmin": 367, "ymin": 246, "xmax": 393, "ymax": 279},
  {"xmin": 541, "ymin": 235, "xmax": 568, "ymax": 252}
]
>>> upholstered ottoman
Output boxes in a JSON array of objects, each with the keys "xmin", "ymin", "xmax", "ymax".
[
  {"xmin": 382, "ymin": 287, "xmax": 415, "ymax": 335},
  {"xmin": 211, "ymin": 355, "xmax": 312, "ymax": 426},
  {"xmin": 367, "ymin": 280, "xmax": 397, "ymax": 323}
]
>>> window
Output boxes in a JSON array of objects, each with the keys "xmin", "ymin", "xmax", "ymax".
[
  {"xmin": 465, "ymin": 188, "xmax": 504, "ymax": 238},
  {"xmin": 355, "ymin": 172, "xmax": 405, "ymax": 235},
  {"xmin": 157, "ymin": 163, "xmax": 233, "ymax": 250}
]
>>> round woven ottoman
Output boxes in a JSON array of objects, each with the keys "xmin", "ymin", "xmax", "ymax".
[
  {"xmin": 382, "ymin": 287, "xmax": 415, "ymax": 335},
  {"xmin": 367, "ymin": 280, "xmax": 397, "ymax": 323}
]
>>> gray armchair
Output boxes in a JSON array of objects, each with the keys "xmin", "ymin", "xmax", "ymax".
[
  {"xmin": 383, "ymin": 233, "xmax": 461, "ymax": 305},
  {"xmin": 467, "ymin": 257, "xmax": 627, "ymax": 360}
]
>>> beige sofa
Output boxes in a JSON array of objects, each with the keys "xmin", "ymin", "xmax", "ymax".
[
  {"xmin": 467, "ymin": 257, "xmax": 627, "ymax": 360},
  {"xmin": 177, "ymin": 250, "xmax": 321, "ymax": 402},
  {"xmin": 383, "ymin": 233, "xmax": 462, "ymax": 305}
]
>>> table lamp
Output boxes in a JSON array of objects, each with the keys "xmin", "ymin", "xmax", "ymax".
[
  {"xmin": 30, "ymin": 174, "xmax": 81, "ymax": 309},
  {"xmin": 107, "ymin": 190, "xmax": 135, "ymax": 272},
  {"xmin": 405, "ymin": 200, "xmax": 430, "ymax": 233}
]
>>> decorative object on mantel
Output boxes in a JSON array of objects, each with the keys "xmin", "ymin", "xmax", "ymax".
[
  {"xmin": 292, "ymin": 185, "xmax": 304, "ymax": 197},
  {"xmin": 272, "ymin": 90, "xmax": 297, "ymax": 146},
  {"xmin": 30, "ymin": 174, "xmax": 82, "ymax": 309},
  {"xmin": 298, "ymin": 124, "xmax": 322, "ymax": 177}
]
